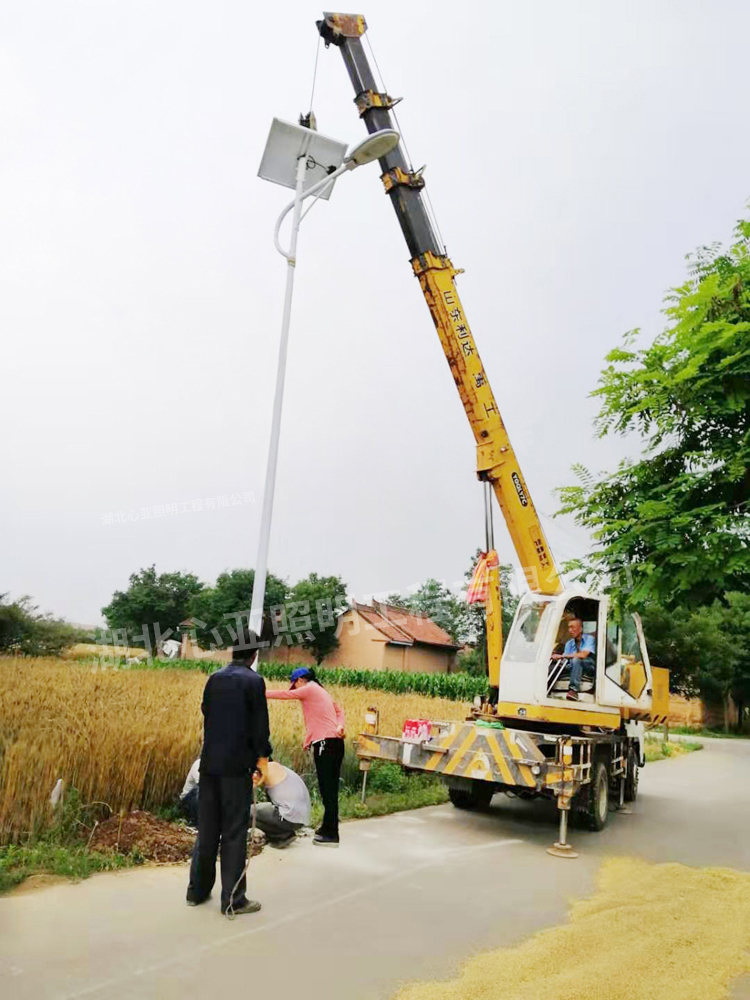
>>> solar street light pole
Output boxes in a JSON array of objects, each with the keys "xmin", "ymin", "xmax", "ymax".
[
  {"xmin": 249, "ymin": 128, "xmax": 400, "ymax": 657},
  {"xmin": 248, "ymin": 153, "xmax": 307, "ymax": 646}
]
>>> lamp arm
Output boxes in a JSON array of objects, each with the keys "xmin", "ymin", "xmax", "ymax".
[{"xmin": 273, "ymin": 161, "xmax": 352, "ymax": 259}]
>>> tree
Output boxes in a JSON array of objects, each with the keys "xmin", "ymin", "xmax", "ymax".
[
  {"xmin": 557, "ymin": 217, "xmax": 750, "ymax": 608},
  {"xmin": 283, "ymin": 573, "xmax": 348, "ymax": 664},
  {"xmin": 456, "ymin": 645, "xmax": 484, "ymax": 676},
  {"xmin": 394, "ymin": 578, "xmax": 468, "ymax": 644},
  {"xmin": 638, "ymin": 603, "xmax": 702, "ymax": 697},
  {"xmin": 639, "ymin": 594, "xmax": 750, "ymax": 731},
  {"xmin": 0, "ymin": 593, "xmax": 86, "ymax": 656},
  {"xmin": 387, "ymin": 558, "xmax": 519, "ymax": 673},
  {"xmin": 693, "ymin": 593, "xmax": 750, "ymax": 731},
  {"xmin": 187, "ymin": 568, "xmax": 288, "ymax": 651},
  {"xmin": 102, "ymin": 566, "xmax": 205, "ymax": 653}
]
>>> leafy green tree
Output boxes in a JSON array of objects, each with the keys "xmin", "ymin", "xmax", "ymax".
[
  {"xmin": 187, "ymin": 568, "xmax": 288, "ymax": 651},
  {"xmin": 385, "ymin": 592, "xmax": 407, "ymax": 608},
  {"xmin": 557, "ymin": 217, "xmax": 750, "ymax": 607},
  {"xmin": 0, "ymin": 593, "xmax": 86, "ymax": 656},
  {"xmin": 457, "ymin": 645, "xmax": 483, "ymax": 676},
  {"xmin": 283, "ymin": 573, "xmax": 348, "ymax": 664},
  {"xmin": 102, "ymin": 566, "xmax": 205, "ymax": 653},
  {"xmin": 638, "ymin": 603, "xmax": 703, "ymax": 696},
  {"xmin": 640, "ymin": 595, "xmax": 750, "ymax": 731},
  {"xmin": 387, "ymin": 559, "xmax": 518, "ymax": 671},
  {"xmin": 399, "ymin": 578, "xmax": 467, "ymax": 644},
  {"xmin": 693, "ymin": 593, "xmax": 750, "ymax": 731}
]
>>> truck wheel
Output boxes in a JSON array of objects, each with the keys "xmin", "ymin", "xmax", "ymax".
[
  {"xmin": 448, "ymin": 781, "xmax": 495, "ymax": 810},
  {"xmin": 585, "ymin": 760, "xmax": 610, "ymax": 831},
  {"xmin": 624, "ymin": 747, "xmax": 639, "ymax": 802}
]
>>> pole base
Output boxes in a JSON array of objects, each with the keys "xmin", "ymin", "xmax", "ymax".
[
  {"xmin": 616, "ymin": 805, "xmax": 633, "ymax": 815},
  {"xmin": 547, "ymin": 841, "xmax": 579, "ymax": 859}
]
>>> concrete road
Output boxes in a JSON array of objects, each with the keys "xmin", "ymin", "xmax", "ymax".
[{"xmin": 2, "ymin": 737, "xmax": 749, "ymax": 1000}]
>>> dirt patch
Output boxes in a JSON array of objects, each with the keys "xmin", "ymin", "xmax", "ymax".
[{"xmin": 88, "ymin": 811, "xmax": 195, "ymax": 863}]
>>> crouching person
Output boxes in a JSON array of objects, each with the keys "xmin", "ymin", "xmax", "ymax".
[
  {"xmin": 178, "ymin": 758, "xmax": 201, "ymax": 827},
  {"xmin": 254, "ymin": 760, "xmax": 311, "ymax": 848},
  {"xmin": 186, "ymin": 628, "xmax": 271, "ymax": 917}
]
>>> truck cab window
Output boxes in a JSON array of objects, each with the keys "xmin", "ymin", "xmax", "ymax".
[
  {"xmin": 505, "ymin": 594, "xmax": 554, "ymax": 663},
  {"xmin": 605, "ymin": 619, "xmax": 620, "ymax": 670},
  {"xmin": 621, "ymin": 616, "xmax": 648, "ymax": 699}
]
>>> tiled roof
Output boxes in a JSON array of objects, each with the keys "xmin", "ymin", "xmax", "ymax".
[
  {"xmin": 353, "ymin": 601, "xmax": 460, "ymax": 649},
  {"xmin": 354, "ymin": 604, "xmax": 413, "ymax": 644}
]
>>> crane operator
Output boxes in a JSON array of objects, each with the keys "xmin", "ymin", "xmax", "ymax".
[{"xmin": 551, "ymin": 617, "xmax": 596, "ymax": 701}]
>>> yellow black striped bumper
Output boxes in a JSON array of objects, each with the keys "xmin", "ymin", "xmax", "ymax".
[{"xmin": 357, "ymin": 723, "xmax": 575, "ymax": 792}]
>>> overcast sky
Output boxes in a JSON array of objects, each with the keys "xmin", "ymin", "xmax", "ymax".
[{"xmin": 2, "ymin": 1, "xmax": 749, "ymax": 626}]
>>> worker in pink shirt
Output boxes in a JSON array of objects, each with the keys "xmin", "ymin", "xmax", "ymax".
[{"xmin": 266, "ymin": 667, "xmax": 345, "ymax": 847}]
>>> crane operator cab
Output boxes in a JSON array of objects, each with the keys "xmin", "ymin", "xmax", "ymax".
[{"xmin": 496, "ymin": 589, "xmax": 657, "ymax": 725}]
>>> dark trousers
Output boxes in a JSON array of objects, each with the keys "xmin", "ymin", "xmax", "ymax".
[
  {"xmin": 179, "ymin": 786, "xmax": 200, "ymax": 826},
  {"xmin": 254, "ymin": 802, "xmax": 300, "ymax": 842},
  {"xmin": 187, "ymin": 772, "xmax": 252, "ymax": 910},
  {"xmin": 313, "ymin": 738, "xmax": 344, "ymax": 840}
]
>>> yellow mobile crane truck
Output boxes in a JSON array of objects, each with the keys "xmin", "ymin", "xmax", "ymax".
[{"xmin": 317, "ymin": 12, "xmax": 669, "ymax": 855}]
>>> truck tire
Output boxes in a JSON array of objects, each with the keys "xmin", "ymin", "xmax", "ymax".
[
  {"xmin": 624, "ymin": 747, "xmax": 639, "ymax": 802},
  {"xmin": 448, "ymin": 781, "xmax": 495, "ymax": 811},
  {"xmin": 585, "ymin": 760, "xmax": 610, "ymax": 831}
]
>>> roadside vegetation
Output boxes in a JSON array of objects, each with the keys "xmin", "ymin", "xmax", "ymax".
[
  {"xmin": 644, "ymin": 736, "xmax": 702, "ymax": 762},
  {"xmin": 0, "ymin": 655, "xmax": 468, "ymax": 890},
  {"xmin": 0, "ymin": 656, "xmax": 470, "ymax": 843},
  {"xmin": 558, "ymin": 216, "xmax": 750, "ymax": 734},
  {"xmin": 668, "ymin": 725, "xmax": 750, "ymax": 740},
  {"xmin": 312, "ymin": 764, "xmax": 448, "ymax": 827},
  {"xmin": 0, "ymin": 789, "xmax": 137, "ymax": 894}
]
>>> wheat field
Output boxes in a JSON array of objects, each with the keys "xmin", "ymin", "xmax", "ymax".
[{"xmin": 0, "ymin": 656, "xmax": 468, "ymax": 842}]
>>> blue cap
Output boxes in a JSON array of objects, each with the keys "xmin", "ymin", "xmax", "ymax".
[{"xmin": 290, "ymin": 667, "xmax": 312, "ymax": 687}]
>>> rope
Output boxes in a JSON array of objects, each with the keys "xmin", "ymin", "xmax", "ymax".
[
  {"xmin": 224, "ymin": 781, "xmax": 258, "ymax": 921},
  {"xmin": 306, "ymin": 34, "xmax": 321, "ymax": 118},
  {"xmin": 364, "ymin": 32, "xmax": 447, "ymax": 256}
]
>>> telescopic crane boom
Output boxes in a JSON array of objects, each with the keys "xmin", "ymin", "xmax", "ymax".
[
  {"xmin": 317, "ymin": 16, "xmax": 670, "ymax": 853},
  {"xmin": 318, "ymin": 13, "xmax": 563, "ymax": 683}
]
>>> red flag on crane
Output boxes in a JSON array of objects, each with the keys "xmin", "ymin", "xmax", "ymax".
[{"xmin": 466, "ymin": 551, "xmax": 499, "ymax": 604}]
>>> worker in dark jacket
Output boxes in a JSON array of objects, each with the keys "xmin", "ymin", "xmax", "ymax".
[{"xmin": 186, "ymin": 628, "xmax": 271, "ymax": 916}]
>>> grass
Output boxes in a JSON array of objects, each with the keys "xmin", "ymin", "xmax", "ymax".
[
  {"xmin": 668, "ymin": 725, "xmax": 750, "ymax": 740},
  {"xmin": 0, "ymin": 841, "xmax": 135, "ymax": 894},
  {"xmin": 644, "ymin": 736, "xmax": 702, "ymax": 762},
  {"xmin": 0, "ymin": 770, "xmax": 447, "ymax": 894},
  {"xmin": 310, "ymin": 765, "xmax": 449, "ymax": 827},
  {"xmin": 0, "ymin": 787, "xmax": 138, "ymax": 894}
]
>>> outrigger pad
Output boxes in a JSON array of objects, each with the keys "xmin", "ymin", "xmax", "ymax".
[{"xmin": 547, "ymin": 842, "xmax": 579, "ymax": 859}]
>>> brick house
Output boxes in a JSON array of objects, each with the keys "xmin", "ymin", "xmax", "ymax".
[{"xmin": 262, "ymin": 599, "xmax": 460, "ymax": 673}]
